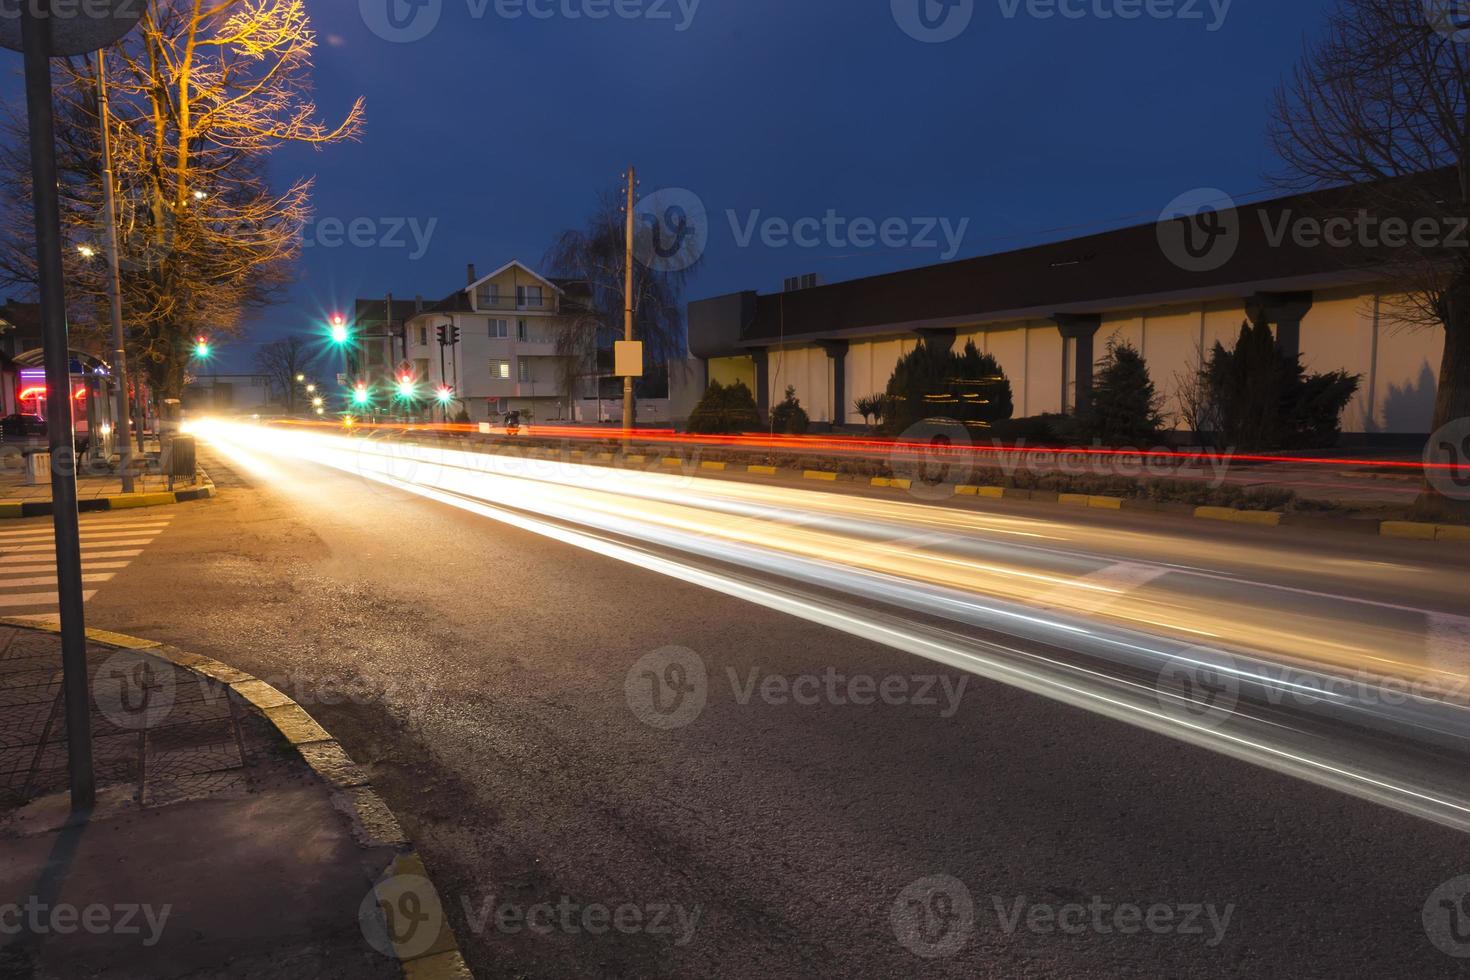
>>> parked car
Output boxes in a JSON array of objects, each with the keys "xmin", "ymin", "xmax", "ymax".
[{"xmin": 0, "ymin": 414, "xmax": 45, "ymax": 440}]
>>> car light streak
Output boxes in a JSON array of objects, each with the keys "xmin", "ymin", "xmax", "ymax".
[{"xmin": 197, "ymin": 419, "xmax": 1470, "ymax": 830}]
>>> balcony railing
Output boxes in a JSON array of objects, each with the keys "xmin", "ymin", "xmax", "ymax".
[{"xmin": 474, "ymin": 293, "xmax": 556, "ymax": 313}]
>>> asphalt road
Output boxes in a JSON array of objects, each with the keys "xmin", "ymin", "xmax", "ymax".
[{"xmin": 52, "ymin": 439, "xmax": 1470, "ymax": 979}]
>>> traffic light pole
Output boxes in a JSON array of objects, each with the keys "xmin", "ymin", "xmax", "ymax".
[
  {"xmin": 622, "ymin": 166, "xmax": 636, "ymax": 442},
  {"xmin": 22, "ymin": 2, "xmax": 94, "ymax": 811}
]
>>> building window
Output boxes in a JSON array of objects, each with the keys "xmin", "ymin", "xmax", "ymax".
[
  {"xmin": 415, "ymin": 325, "xmax": 428, "ymax": 346},
  {"xmin": 491, "ymin": 359, "xmax": 510, "ymax": 380},
  {"xmin": 477, "ymin": 285, "xmax": 500, "ymax": 309},
  {"xmin": 516, "ymin": 285, "xmax": 543, "ymax": 309},
  {"xmin": 415, "ymin": 359, "xmax": 430, "ymax": 384},
  {"xmin": 489, "ymin": 318, "xmax": 508, "ymax": 339},
  {"xmin": 517, "ymin": 319, "xmax": 529, "ymax": 342},
  {"xmin": 517, "ymin": 358, "xmax": 531, "ymax": 383}
]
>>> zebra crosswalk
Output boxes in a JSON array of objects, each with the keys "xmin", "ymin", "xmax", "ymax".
[{"xmin": 0, "ymin": 512, "xmax": 175, "ymax": 619}]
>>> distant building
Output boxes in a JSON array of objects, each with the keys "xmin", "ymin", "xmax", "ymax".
[
  {"xmin": 357, "ymin": 260, "xmax": 598, "ymax": 421},
  {"xmin": 689, "ymin": 180, "xmax": 1447, "ymax": 438}
]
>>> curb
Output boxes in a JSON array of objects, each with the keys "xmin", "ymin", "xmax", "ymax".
[
  {"xmin": 0, "ymin": 617, "xmax": 472, "ymax": 980},
  {"xmin": 0, "ymin": 482, "xmax": 215, "ymax": 519}
]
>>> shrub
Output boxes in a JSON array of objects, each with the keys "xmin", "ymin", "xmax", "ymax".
[
  {"xmin": 686, "ymin": 380, "xmax": 762, "ymax": 434},
  {"xmin": 1195, "ymin": 321, "xmax": 1360, "ymax": 450},
  {"xmin": 883, "ymin": 339, "xmax": 1014, "ymax": 435},
  {"xmin": 853, "ymin": 394, "xmax": 885, "ymax": 426},
  {"xmin": 1080, "ymin": 338, "xmax": 1166, "ymax": 446},
  {"xmin": 770, "ymin": 385, "xmax": 810, "ymax": 434}
]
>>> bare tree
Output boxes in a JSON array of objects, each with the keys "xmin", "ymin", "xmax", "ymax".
[
  {"xmin": 543, "ymin": 184, "xmax": 697, "ymax": 394},
  {"xmin": 1268, "ymin": 0, "xmax": 1470, "ymax": 512},
  {"xmin": 0, "ymin": 0, "xmax": 364, "ymax": 399},
  {"xmin": 254, "ymin": 336, "xmax": 318, "ymax": 414}
]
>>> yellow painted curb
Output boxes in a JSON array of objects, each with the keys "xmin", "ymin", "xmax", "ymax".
[
  {"xmin": 803, "ymin": 470, "xmax": 838, "ymax": 482},
  {"xmin": 700, "ymin": 461, "xmax": 728, "ymax": 472},
  {"xmin": 660, "ymin": 457, "xmax": 682, "ymax": 467},
  {"xmin": 596, "ymin": 452, "xmax": 614, "ymax": 461},
  {"xmin": 1194, "ymin": 506, "xmax": 1238, "ymax": 523},
  {"xmin": 107, "ymin": 491, "xmax": 177, "ymax": 510},
  {"xmin": 1088, "ymin": 496, "xmax": 1124, "ymax": 510},
  {"xmin": 1059, "ymin": 494, "xmax": 1090, "ymax": 507},
  {"xmin": 85, "ymin": 628, "xmax": 160, "ymax": 650},
  {"xmin": 747, "ymin": 465, "xmax": 778, "ymax": 475},
  {"xmin": 888, "ymin": 478, "xmax": 913, "ymax": 490},
  {"xmin": 1233, "ymin": 510, "xmax": 1284, "ymax": 526},
  {"xmin": 1437, "ymin": 525, "xmax": 1470, "ymax": 542},
  {"xmin": 871, "ymin": 477, "xmax": 892, "ymax": 488},
  {"xmin": 0, "ymin": 502, "xmax": 21, "ymax": 518},
  {"xmin": 1382, "ymin": 521, "xmax": 1438, "ymax": 540},
  {"xmin": 954, "ymin": 485, "xmax": 979, "ymax": 496},
  {"xmin": 623, "ymin": 454, "xmax": 647, "ymax": 464},
  {"xmin": 979, "ymin": 486, "xmax": 1007, "ymax": 499}
]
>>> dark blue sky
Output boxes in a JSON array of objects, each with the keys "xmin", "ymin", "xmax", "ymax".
[{"xmin": 9, "ymin": 0, "xmax": 1340, "ymax": 370}]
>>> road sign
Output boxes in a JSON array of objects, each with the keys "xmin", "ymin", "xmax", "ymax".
[
  {"xmin": 0, "ymin": 0, "xmax": 144, "ymax": 56},
  {"xmin": 615, "ymin": 341, "xmax": 644, "ymax": 378}
]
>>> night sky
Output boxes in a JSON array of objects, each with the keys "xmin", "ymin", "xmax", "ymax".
[{"xmin": 4, "ymin": 0, "xmax": 1339, "ymax": 371}]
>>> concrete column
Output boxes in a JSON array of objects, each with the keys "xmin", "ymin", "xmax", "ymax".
[
  {"xmin": 1051, "ymin": 313, "xmax": 1102, "ymax": 415},
  {"xmin": 818, "ymin": 340, "xmax": 849, "ymax": 425},
  {"xmin": 1246, "ymin": 291, "xmax": 1314, "ymax": 362},
  {"xmin": 750, "ymin": 349, "xmax": 770, "ymax": 418}
]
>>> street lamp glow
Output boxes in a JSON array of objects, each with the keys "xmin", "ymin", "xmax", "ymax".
[
  {"xmin": 192, "ymin": 189, "xmax": 207, "ymax": 201},
  {"xmin": 435, "ymin": 385, "xmax": 454, "ymax": 405},
  {"xmin": 305, "ymin": 383, "xmax": 316, "ymax": 393},
  {"xmin": 76, "ymin": 244, "xmax": 96, "ymax": 259},
  {"xmin": 311, "ymin": 396, "xmax": 324, "ymax": 409},
  {"xmin": 296, "ymin": 373, "xmax": 305, "ymax": 383}
]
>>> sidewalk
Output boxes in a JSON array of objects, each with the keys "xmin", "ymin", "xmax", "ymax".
[{"xmin": 0, "ymin": 622, "xmax": 467, "ymax": 978}]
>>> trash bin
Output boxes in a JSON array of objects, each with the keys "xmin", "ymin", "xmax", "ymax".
[
  {"xmin": 168, "ymin": 435, "xmax": 196, "ymax": 484},
  {"xmin": 24, "ymin": 451, "xmax": 51, "ymax": 486}
]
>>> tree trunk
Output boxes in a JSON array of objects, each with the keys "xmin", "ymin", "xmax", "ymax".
[{"xmin": 1414, "ymin": 284, "xmax": 1470, "ymax": 521}]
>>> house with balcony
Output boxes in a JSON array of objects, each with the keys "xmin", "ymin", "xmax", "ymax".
[{"xmin": 369, "ymin": 261, "xmax": 597, "ymax": 422}]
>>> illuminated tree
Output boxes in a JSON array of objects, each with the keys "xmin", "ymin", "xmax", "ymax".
[{"xmin": 0, "ymin": 0, "xmax": 365, "ymax": 398}]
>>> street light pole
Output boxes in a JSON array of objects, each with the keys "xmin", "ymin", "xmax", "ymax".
[
  {"xmin": 21, "ymin": 2, "xmax": 94, "ymax": 811},
  {"xmin": 622, "ymin": 165, "xmax": 636, "ymax": 439},
  {"xmin": 96, "ymin": 51, "xmax": 134, "ymax": 494}
]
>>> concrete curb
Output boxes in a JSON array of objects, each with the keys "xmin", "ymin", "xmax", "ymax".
[
  {"xmin": 0, "ymin": 617, "xmax": 472, "ymax": 980},
  {"xmin": 0, "ymin": 482, "xmax": 215, "ymax": 519}
]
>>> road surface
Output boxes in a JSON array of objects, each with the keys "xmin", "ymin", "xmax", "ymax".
[{"xmin": 20, "ymin": 425, "xmax": 1470, "ymax": 978}]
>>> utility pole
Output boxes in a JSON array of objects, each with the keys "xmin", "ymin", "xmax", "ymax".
[
  {"xmin": 96, "ymin": 51, "xmax": 133, "ymax": 494},
  {"xmin": 622, "ymin": 166, "xmax": 636, "ymax": 438}
]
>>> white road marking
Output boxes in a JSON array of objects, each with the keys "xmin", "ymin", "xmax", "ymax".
[
  {"xmin": 0, "ymin": 590, "xmax": 97, "ymax": 608},
  {"xmin": 0, "ymin": 562, "xmax": 130, "ymax": 574},
  {"xmin": 0, "ymin": 521, "xmax": 173, "ymax": 540},
  {"xmin": 1036, "ymin": 562, "xmax": 1170, "ymax": 616},
  {"xmin": 2, "ymin": 540, "xmax": 157, "ymax": 553},
  {"xmin": 0, "ymin": 574, "xmax": 115, "ymax": 588}
]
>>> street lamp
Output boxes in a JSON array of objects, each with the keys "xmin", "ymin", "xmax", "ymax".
[
  {"xmin": 305, "ymin": 383, "xmax": 316, "ymax": 394},
  {"xmin": 76, "ymin": 244, "xmax": 95, "ymax": 259}
]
